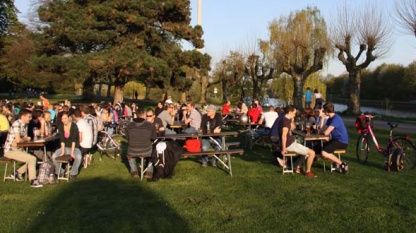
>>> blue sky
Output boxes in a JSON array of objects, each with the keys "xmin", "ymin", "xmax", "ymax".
[{"xmin": 14, "ymin": 0, "xmax": 416, "ymax": 76}]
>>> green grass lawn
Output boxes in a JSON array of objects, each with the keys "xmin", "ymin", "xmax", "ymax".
[{"xmin": 1, "ymin": 127, "xmax": 416, "ymax": 233}]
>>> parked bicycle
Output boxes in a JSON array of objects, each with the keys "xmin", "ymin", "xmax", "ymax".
[
  {"xmin": 96, "ymin": 131, "xmax": 123, "ymax": 160},
  {"xmin": 355, "ymin": 114, "xmax": 416, "ymax": 170}
]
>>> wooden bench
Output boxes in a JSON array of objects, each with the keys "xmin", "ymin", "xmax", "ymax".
[
  {"xmin": 0, "ymin": 157, "xmax": 28, "ymax": 182},
  {"xmin": 55, "ymin": 155, "xmax": 72, "ymax": 182},
  {"xmin": 126, "ymin": 154, "xmax": 152, "ymax": 180},
  {"xmin": 282, "ymin": 152, "xmax": 298, "ymax": 175},
  {"xmin": 182, "ymin": 149, "xmax": 244, "ymax": 176},
  {"xmin": 225, "ymin": 142, "xmax": 240, "ymax": 149}
]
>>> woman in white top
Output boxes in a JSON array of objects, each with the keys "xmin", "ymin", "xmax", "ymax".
[{"xmin": 313, "ymin": 89, "xmax": 324, "ymax": 107}]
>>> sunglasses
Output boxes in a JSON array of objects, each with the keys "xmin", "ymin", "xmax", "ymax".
[{"xmin": 146, "ymin": 115, "xmax": 154, "ymax": 117}]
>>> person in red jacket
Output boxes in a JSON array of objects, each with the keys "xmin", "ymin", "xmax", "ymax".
[
  {"xmin": 221, "ymin": 100, "xmax": 231, "ymax": 115},
  {"xmin": 247, "ymin": 103, "xmax": 261, "ymax": 123}
]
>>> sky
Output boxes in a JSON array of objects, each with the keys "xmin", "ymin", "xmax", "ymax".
[{"xmin": 14, "ymin": 0, "xmax": 416, "ymax": 76}]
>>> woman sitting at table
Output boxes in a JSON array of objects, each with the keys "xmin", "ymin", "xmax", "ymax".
[
  {"xmin": 52, "ymin": 112, "xmax": 82, "ymax": 181},
  {"xmin": 100, "ymin": 105, "xmax": 115, "ymax": 134}
]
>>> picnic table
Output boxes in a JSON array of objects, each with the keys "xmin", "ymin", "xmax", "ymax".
[{"xmin": 17, "ymin": 134, "xmax": 60, "ymax": 162}]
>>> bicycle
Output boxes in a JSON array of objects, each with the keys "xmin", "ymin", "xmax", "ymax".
[
  {"xmin": 355, "ymin": 114, "xmax": 416, "ymax": 170},
  {"xmin": 96, "ymin": 130, "xmax": 123, "ymax": 160}
]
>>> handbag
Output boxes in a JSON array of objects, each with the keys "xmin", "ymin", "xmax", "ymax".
[{"xmin": 184, "ymin": 138, "xmax": 201, "ymax": 152}]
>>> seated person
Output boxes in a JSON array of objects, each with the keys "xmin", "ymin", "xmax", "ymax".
[
  {"xmin": 154, "ymin": 101, "xmax": 164, "ymax": 117},
  {"xmin": 4, "ymin": 109, "xmax": 43, "ymax": 188},
  {"xmin": 280, "ymin": 105, "xmax": 317, "ymax": 178},
  {"xmin": 52, "ymin": 112, "xmax": 83, "ymax": 181},
  {"xmin": 200, "ymin": 105, "xmax": 223, "ymax": 168},
  {"xmin": 145, "ymin": 108, "xmax": 165, "ymax": 137},
  {"xmin": 222, "ymin": 100, "xmax": 231, "ymax": 115},
  {"xmin": 182, "ymin": 102, "xmax": 201, "ymax": 134},
  {"xmin": 157, "ymin": 103, "xmax": 177, "ymax": 135},
  {"xmin": 245, "ymin": 106, "xmax": 278, "ymax": 149},
  {"xmin": 320, "ymin": 102, "xmax": 349, "ymax": 174},
  {"xmin": 126, "ymin": 108, "xmax": 156, "ymax": 178},
  {"xmin": 27, "ymin": 109, "xmax": 45, "ymax": 140},
  {"xmin": 247, "ymin": 102, "xmax": 261, "ymax": 124}
]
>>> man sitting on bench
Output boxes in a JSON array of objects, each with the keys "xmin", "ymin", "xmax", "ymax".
[
  {"xmin": 200, "ymin": 105, "xmax": 223, "ymax": 168},
  {"xmin": 126, "ymin": 108, "xmax": 156, "ymax": 178}
]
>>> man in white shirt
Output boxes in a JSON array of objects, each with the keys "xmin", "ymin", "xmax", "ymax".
[
  {"xmin": 73, "ymin": 108, "xmax": 93, "ymax": 157},
  {"xmin": 245, "ymin": 106, "xmax": 278, "ymax": 149}
]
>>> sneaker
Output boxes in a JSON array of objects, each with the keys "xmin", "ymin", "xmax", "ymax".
[
  {"xmin": 11, "ymin": 170, "xmax": 23, "ymax": 181},
  {"xmin": 131, "ymin": 171, "xmax": 139, "ymax": 178},
  {"xmin": 340, "ymin": 162, "xmax": 349, "ymax": 174},
  {"xmin": 201, "ymin": 163, "xmax": 207, "ymax": 168},
  {"xmin": 295, "ymin": 167, "xmax": 304, "ymax": 174},
  {"xmin": 332, "ymin": 162, "xmax": 340, "ymax": 172},
  {"xmin": 305, "ymin": 172, "xmax": 318, "ymax": 178},
  {"xmin": 212, "ymin": 163, "xmax": 217, "ymax": 168},
  {"xmin": 30, "ymin": 180, "xmax": 43, "ymax": 188},
  {"xmin": 277, "ymin": 157, "xmax": 286, "ymax": 168}
]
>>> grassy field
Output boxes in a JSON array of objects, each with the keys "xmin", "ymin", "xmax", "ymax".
[{"xmin": 1, "ymin": 125, "xmax": 416, "ymax": 233}]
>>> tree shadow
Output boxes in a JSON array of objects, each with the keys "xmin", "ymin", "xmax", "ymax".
[{"xmin": 28, "ymin": 178, "xmax": 191, "ymax": 233}]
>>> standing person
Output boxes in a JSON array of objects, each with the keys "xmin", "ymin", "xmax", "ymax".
[
  {"xmin": 73, "ymin": 108, "xmax": 93, "ymax": 163},
  {"xmin": 313, "ymin": 89, "xmax": 324, "ymax": 107},
  {"xmin": 304, "ymin": 87, "xmax": 313, "ymax": 108},
  {"xmin": 52, "ymin": 112, "xmax": 82, "ymax": 181},
  {"xmin": 280, "ymin": 105, "xmax": 317, "ymax": 178},
  {"xmin": 200, "ymin": 105, "xmax": 223, "ymax": 168},
  {"xmin": 182, "ymin": 102, "xmax": 201, "ymax": 134},
  {"xmin": 40, "ymin": 93, "xmax": 50, "ymax": 109},
  {"xmin": 126, "ymin": 108, "xmax": 156, "ymax": 178},
  {"xmin": 4, "ymin": 109, "xmax": 43, "ymax": 187},
  {"xmin": 320, "ymin": 102, "xmax": 349, "ymax": 174}
]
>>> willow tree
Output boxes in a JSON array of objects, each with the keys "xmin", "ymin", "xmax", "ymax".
[
  {"xmin": 331, "ymin": 2, "xmax": 392, "ymax": 114},
  {"xmin": 36, "ymin": 0, "xmax": 204, "ymax": 104},
  {"xmin": 394, "ymin": 0, "xmax": 416, "ymax": 38},
  {"xmin": 265, "ymin": 6, "xmax": 331, "ymax": 109}
]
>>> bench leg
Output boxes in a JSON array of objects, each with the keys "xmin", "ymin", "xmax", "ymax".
[
  {"xmin": 283, "ymin": 156, "xmax": 294, "ymax": 175},
  {"xmin": 213, "ymin": 153, "xmax": 232, "ymax": 176}
]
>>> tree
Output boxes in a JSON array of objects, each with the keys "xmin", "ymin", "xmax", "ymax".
[
  {"xmin": 0, "ymin": 0, "xmax": 17, "ymax": 38},
  {"xmin": 394, "ymin": 0, "xmax": 416, "ymax": 38},
  {"xmin": 265, "ymin": 6, "xmax": 331, "ymax": 109},
  {"xmin": 331, "ymin": 2, "xmax": 392, "ymax": 114},
  {"xmin": 36, "ymin": 0, "xmax": 205, "ymax": 104}
]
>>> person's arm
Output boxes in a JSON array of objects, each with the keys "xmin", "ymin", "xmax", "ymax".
[
  {"xmin": 281, "ymin": 126, "xmax": 289, "ymax": 154},
  {"xmin": 213, "ymin": 114, "xmax": 222, "ymax": 134},
  {"xmin": 323, "ymin": 125, "xmax": 334, "ymax": 137}
]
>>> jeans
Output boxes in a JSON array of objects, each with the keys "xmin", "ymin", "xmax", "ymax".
[
  {"xmin": 201, "ymin": 137, "xmax": 221, "ymax": 165},
  {"xmin": 128, "ymin": 148, "xmax": 152, "ymax": 173},
  {"xmin": 52, "ymin": 147, "xmax": 82, "ymax": 176},
  {"xmin": 182, "ymin": 127, "xmax": 198, "ymax": 134},
  {"xmin": 245, "ymin": 128, "xmax": 270, "ymax": 148}
]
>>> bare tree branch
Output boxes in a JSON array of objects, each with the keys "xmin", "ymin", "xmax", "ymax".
[{"xmin": 394, "ymin": 0, "xmax": 416, "ymax": 37}]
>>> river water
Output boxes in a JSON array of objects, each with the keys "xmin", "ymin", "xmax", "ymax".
[{"xmin": 334, "ymin": 104, "xmax": 416, "ymax": 118}]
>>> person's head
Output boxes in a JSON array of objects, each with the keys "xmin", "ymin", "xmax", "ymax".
[
  {"xmin": 19, "ymin": 109, "xmax": 32, "ymax": 124},
  {"xmin": 206, "ymin": 105, "xmax": 217, "ymax": 118},
  {"xmin": 145, "ymin": 108, "xmax": 155, "ymax": 123},
  {"xmin": 314, "ymin": 105, "xmax": 324, "ymax": 117},
  {"xmin": 314, "ymin": 89, "xmax": 318, "ymax": 93},
  {"xmin": 268, "ymin": 106, "xmax": 275, "ymax": 112},
  {"xmin": 186, "ymin": 102, "xmax": 195, "ymax": 112},
  {"xmin": 136, "ymin": 108, "xmax": 146, "ymax": 119},
  {"xmin": 32, "ymin": 109, "xmax": 44, "ymax": 122},
  {"xmin": 251, "ymin": 102, "xmax": 257, "ymax": 109},
  {"xmin": 304, "ymin": 108, "xmax": 314, "ymax": 117},
  {"xmin": 307, "ymin": 87, "xmax": 310, "ymax": 91},
  {"xmin": 165, "ymin": 103, "xmax": 174, "ymax": 113},
  {"xmin": 44, "ymin": 111, "xmax": 51, "ymax": 122},
  {"xmin": 323, "ymin": 102, "xmax": 335, "ymax": 115},
  {"xmin": 60, "ymin": 111, "xmax": 71, "ymax": 125},
  {"xmin": 40, "ymin": 94, "xmax": 46, "ymax": 100},
  {"xmin": 225, "ymin": 100, "xmax": 230, "ymax": 105},
  {"xmin": 72, "ymin": 108, "xmax": 83, "ymax": 121},
  {"xmin": 283, "ymin": 105, "xmax": 297, "ymax": 119}
]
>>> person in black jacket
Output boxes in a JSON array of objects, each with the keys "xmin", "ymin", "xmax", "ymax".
[
  {"xmin": 200, "ymin": 105, "xmax": 223, "ymax": 168},
  {"xmin": 126, "ymin": 108, "xmax": 156, "ymax": 178}
]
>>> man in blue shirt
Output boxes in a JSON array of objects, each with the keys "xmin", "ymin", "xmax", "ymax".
[
  {"xmin": 304, "ymin": 87, "xmax": 313, "ymax": 108},
  {"xmin": 321, "ymin": 102, "xmax": 349, "ymax": 174}
]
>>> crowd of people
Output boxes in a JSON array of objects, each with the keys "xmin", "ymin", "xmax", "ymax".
[{"xmin": 0, "ymin": 91, "xmax": 350, "ymax": 186}]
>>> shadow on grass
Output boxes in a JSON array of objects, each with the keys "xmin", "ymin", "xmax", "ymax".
[{"xmin": 28, "ymin": 178, "xmax": 190, "ymax": 233}]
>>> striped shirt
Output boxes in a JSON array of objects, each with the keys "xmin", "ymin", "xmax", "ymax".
[{"xmin": 188, "ymin": 109, "xmax": 201, "ymax": 131}]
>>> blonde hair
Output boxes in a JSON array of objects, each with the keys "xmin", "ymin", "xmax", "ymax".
[{"xmin": 44, "ymin": 111, "xmax": 51, "ymax": 122}]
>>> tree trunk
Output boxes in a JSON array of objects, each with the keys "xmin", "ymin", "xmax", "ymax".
[
  {"xmin": 106, "ymin": 83, "xmax": 112, "ymax": 97},
  {"xmin": 252, "ymin": 78, "xmax": 260, "ymax": 100},
  {"xmin": 292, "ymin": 73, "xmax": 304, "ymax": 110},
  {"xmin": 113, "ymin": 76, "xmax": 125, "ymax": 105},
  {"xmin": 180, "ymin": 92, "xmax": 186, "ymax": 103},
  {"xmin": 145, "ymin": 83, "xmax": 151, "ymax": 99},
  {"xmin": 200, "ymin": 75, "xmax": 208, "ymax": 104},
  {"xmin": 347, "ymin": 70, "xmax": 361, "ymax": 115},
  {"xmin": 222, "ymin": 79, "xmax": 228, "ymax": 101}
]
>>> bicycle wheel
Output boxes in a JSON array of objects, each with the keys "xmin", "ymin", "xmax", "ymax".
[
  {"xmin": 389, "ymin": 138, "xmax": 416, "ymax": 170},
  {"xmin": 105, "ymin": 135, "xmax": 123, "ymax": 160},
  {"xmin": 356, "ymin": 133, "xmax": 370, "ymax": 164}
]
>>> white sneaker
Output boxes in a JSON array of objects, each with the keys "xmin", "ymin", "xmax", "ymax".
[
  {"xmin": 31, "ymin": 180, "xmax": 43, "ymax": 188},
  {"xmin": 277, "ymin": 157, "xmax": 286, "ymax": 168}
]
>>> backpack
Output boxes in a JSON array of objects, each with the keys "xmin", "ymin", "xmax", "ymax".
[
  {"xmin": 184, "ymin": 139, "xmax": 201, "ymax": 152},
  {"xmin": 37, "ymin": 161, "xmax": 55, "ymax": 184},
  {"xmin": 384, "ymin": 148, "xmax": 405, "ymax": 171}
]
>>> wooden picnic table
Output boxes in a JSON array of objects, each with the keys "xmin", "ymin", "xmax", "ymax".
[{"xmin": 17, "ymin": 134, "xmax": 60, "ymax": 162}]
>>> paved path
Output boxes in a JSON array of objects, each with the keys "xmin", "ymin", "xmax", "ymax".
[{"xmin": 343, "ymin": 117, "xmax": 416, "ymax": 135}]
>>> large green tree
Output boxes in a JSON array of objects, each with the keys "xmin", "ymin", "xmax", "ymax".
[
  {"xmin": 265, "ymin": 6, "xmax": 331, "ymax": 109},
  {"xmin": 0, "ymin": 0, "xmax": 17, "ymax": 38},
  {"xmin": 36, "ymin": 0, "xmax": 205, "ymax": 103}
]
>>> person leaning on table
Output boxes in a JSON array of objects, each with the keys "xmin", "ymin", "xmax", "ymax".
[
  {"xmin": 279, "ymin": 105, "xmax": 317, "ymax": 178},
  {"xmin": 3, "ymin": 109, "xmax": 43, "ymax": 188},
  {"xmin": 319, "ymin": 102, "xmax": 349, "ymax": 174}
]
